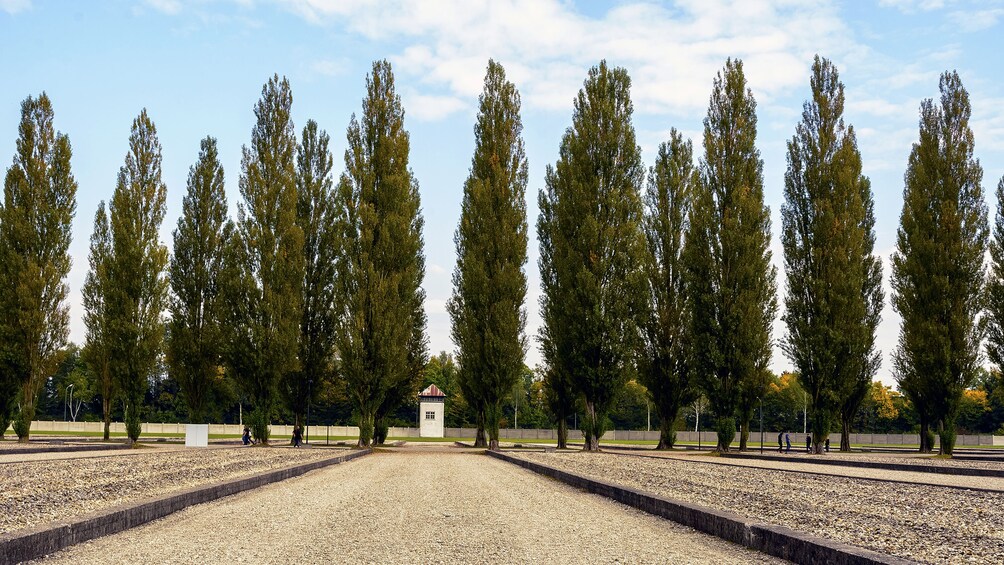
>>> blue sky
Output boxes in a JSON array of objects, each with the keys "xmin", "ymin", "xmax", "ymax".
[{"xmin": 2, "ymin": 0, "xmax": 1003, "ymax": 387}]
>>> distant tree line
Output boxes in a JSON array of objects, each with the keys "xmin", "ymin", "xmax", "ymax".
[{"xmin": 2, "ymin": 56, "xmax": 1003, "ymax": 458}]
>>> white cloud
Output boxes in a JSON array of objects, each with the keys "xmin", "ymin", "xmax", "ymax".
[
  {"xmin": 278, "ymin": 0, "xmax": 863, "ymax": 119},
  {"xmin": 402, "ymin": 91, "xmax": 468, "ymax": 121},
  {"xmin": 0, "ymin": 0, "xmax": 30, "ymax": 14},
  {"xmin": 878, "ymin": 0, "xmax": 949, "ymax": 13},
  {"xmin": 146, "ymin": 0, "xmax": 182, "ymax": 15},
  {"xmin": 948, "ymin": 8, "xmax": 1004, "ymax": 32}
]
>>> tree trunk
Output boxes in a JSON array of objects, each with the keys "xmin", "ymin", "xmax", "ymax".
[
  {"xmin": 656, "ymin": 411, "xmax": 676, "ymax": 450},
  {"xmin": 938, "ymin": 418, "xmax": 956, "ymax": 457},
  {"xmin": 373, "ymin": 415, "xmax": 388, "ymax": 445},
  {"xmin": 357, "ymin": 407, "xmax": 375, "ymax": 448},
  {"xmin": 715, "ymin": 415, "xmax": 735, "ymax": 453},
  {"xmin": 486, "ymin": 402, "xmax": 502, "ymax": 451},
  {"xmin": 840, "ymin": 414, "xmax": 851, "ymax": 452},
  {"xmin": 473, "ymin": 408, "xmax": 487, "ymax": 448},
  {"xmin": 582, "ymin": 400, "xmax": 601, "ymax": 452},
  {"xmin": 812, "ymin": 435, "xmax": 826, "ymax": 454},
  {"xmin": 919, "ymin": 415, "xmax": 932, "ymax": 454},
  {"xmin": 102, "ymin": 397, "xmax": 111, "ymax": 441},
  {"xmin": 738, "ymin": 420, "xmax": 749, "ymax": 451},
  {"xmin": 556, "ymin": 418, "xmax": 567, "ymax": 449}
]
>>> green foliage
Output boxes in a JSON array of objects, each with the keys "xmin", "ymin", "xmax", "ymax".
[
  {"xmin": 106, "ymin": 109, "xmax": 169, "ymax": 444},
  {"xmin": 683, "ymin": 59, "xmax": 777, "ymax": 452},
  {"xmin": 288, "ymin": 119, "xmax": 340, "ymax": 428},
  {"xmin": 0, "ymin": 92, "xmax": 77, "ymax": 442},
  {"xmin": 892, "ymin": 71, "xmax": 988, "ymax": 456},
  {"xmin": 223, "ymin": 75, "xmax": 304, "ymax": 445},
  {"xmin": 781, "ymin": 57, "xmax": 883, "ymax": 454},
  {"xmin": 335, "ymin": 60, "xmax": 427, "ymax": 447},
  {"xmin": 448, "ymin": 60, "xmax": 529, "ymax": 451},
  {"xmin": 639, "ymin": 129, "xmax": 697, "ymax": 449},
  {"xmin": 538, "ymin": 60, "xmax": 647, "ymax": 451},
  {"xmin": 82, "ymin": 202, "xmax": 116, "ymax": 438},
  {"xmin": 986, "ymin": 175, "xmax": 1004, "ymax": 373},
  {"xmin": 168, "ymin": 137, "xmax": 228, "ymax": 424}
]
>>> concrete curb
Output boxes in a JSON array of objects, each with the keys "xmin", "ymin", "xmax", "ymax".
[
  {"xmin": 0, "ymin": 448, "xmax": 371, "ymax": 564},
  {"xmin": 489, "ymin": 451, "xmax": 916, "ymax": 565},
  {"xmin": 720, "ymin": 453, "xmax": 1004, "ymax": 478}
]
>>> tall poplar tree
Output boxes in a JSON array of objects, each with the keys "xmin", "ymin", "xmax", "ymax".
[
  {"xmin": 448, "ymin": 60, "xmax": 529, "ymax": 452},
  {"xmin": 107, "ymin": 109, "xmax": 169, "ymax": 444},
  {"xmin": 0, "ymin": 93, "xmax": 77, "ymax": 442},
  {"xmin": 892, "ymin": 71, "xmax": 987, "ymax": 456},
  {"xmin": 225, "ymin": 75, "xmax": 304, "ymax": 445},
  {"xmin": 986, "ymin": 175, "xmax": 1004, "ymax": 378},
  {"xmin": 336, "ymin": 60, "xmax": 427, "ymax": 447},
  {"xmin": 683, "ymin": 58, "xmax": 777, "ymax": 452},
  {"xmin": 639, "ymin": 129, "xmax": 696, "ymax": 449},
  {"xmin": 782, "ymin": 56, "xmax": 883, "ymax": 454},
  {"xmin": 82, "ymin": 203, "xmax": 115, "ymax": 439},
  {"xmin": 538, "ymin": 60, "xmax": 646, "ymax": 452},
  {"xmin": 168, "ymin": 137, "xmax": 228, "ymax": 424},
  {"xmin": 288, "ymin": 119, "xmax": 339, "ymax": 430}
]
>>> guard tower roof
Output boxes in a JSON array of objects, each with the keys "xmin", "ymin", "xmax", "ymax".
[{"xmin": 419, "ymin": 384, "xmax": 446, "ymax": 398}]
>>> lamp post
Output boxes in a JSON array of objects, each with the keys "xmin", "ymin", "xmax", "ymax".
[{"xmin": 306, "ymin": 379, "xmax": 313, "ymax": 445}]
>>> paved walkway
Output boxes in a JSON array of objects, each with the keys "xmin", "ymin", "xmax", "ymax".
[
  {"xmin": 604, "ymin": 448, "xmax": 1004, "ymax": 492},
  {"xmin": 33, "ymin": 447, "xmax": 782, "ymax": 564}
]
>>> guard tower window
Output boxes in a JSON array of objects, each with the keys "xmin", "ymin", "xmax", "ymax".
[{"xmin": 425, "ymin": 411, "xmax": 435, "ymax": 420}]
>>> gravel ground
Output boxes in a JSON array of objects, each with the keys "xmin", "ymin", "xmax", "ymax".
[
  {"xmin": 744, "ymin": 450, "xmax": 1004, "ymax": 471},
  {"xmin": 32, "ymin": 449, "xmax": 782, "ymax": 564},
  {"xmin": 601, "ymin": 449, "xmax": 1004, "ymax": 491},
  {"xmin": 512, "ymin": 451, "xmax": 1004, "ymax": 564},
  {"xmin": 0, "ymin": 445, "xmax": 336, "ymax": 535}
]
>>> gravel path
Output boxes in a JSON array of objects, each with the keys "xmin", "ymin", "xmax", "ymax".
[
  {"xmin": 32, "ymin": 448, "xmax": 781, "ymax": 564},
  {"xmin": 602, "ymin": 449, "xmax": 1004, "ymax": 491},
  {"xmin": 512, "ymin": 451, "xmax": 1004, "ymax": 564},
  {"xmin": 0, "ymin": 445, "xmax": 336, "ymax": 535}
]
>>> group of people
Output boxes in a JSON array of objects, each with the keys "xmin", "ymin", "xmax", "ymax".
[
  {"xmin": 240, "ymin": 425, "xmax": 305, "ymax": 447},
  {"xmin": 776, "ymin": 431, "xmax": 830, "ymax": 453}
]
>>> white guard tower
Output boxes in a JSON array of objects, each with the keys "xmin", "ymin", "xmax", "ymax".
[{"xmin": 419, "ymin": 384, "xmax": 446, "ymax": 438}]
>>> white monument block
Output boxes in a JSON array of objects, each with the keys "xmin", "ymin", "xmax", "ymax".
[{"xmin": 185, "ymin": 423, "xmax": 209, "ymax": 447}]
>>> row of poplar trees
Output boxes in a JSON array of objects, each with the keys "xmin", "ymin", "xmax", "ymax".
[
  {"xmin": 536, "ymin": 57, "xmax": 780, "ymax": 453},
  {"xmin": 2, "ymin": 57, "xmax": 1000, "ymax": 457},
  {"xmin": 537, "ymin": 55, "xmax": 1002, "ymax": 458},
  {"xmin": 0, "ymin": 60, "xmax": 428, "ymax": 446}
]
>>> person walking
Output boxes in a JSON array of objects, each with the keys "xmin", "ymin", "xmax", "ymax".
[
  {"xmin": 785, "ymin": 431, "xmax": 791, "ymax": 453},
  {"xmin": 242, "ymin": 426, "xmax": 253, "ymax": 446},
  {"xmin": 777, "ymin": 431, "xmax": 783, "ymax": 453},
  {"xmin": 292, "ymin": 425, "xmax": 303, "ymax": 448},
  {"xmin": 825, "ymin": 438, "xmax": 830, "ymax": 453},
  {"xmin": 806, "ymin": 434, "xmax": 812, "ymax": 453}
]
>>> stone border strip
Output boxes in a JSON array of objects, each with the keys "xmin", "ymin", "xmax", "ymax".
[
  {"xmin": 0, "ymin": 443, "xmax": 132, "ymax": 457},
  {"xmin": 488, "ymin": 450, "xmax": 916, "ymax": 565},
  {"xmin": 719, "ymin": 453, "xmax": 1004, "ymax": 478},
  {"xmin": 0, "ymin": 448, "xmax": 370, "ymax": 565}
]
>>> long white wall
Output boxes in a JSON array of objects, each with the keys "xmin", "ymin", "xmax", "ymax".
[{"xmin": 4, "ymin": 421, "xmax": 1003, "ymax": 446}]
